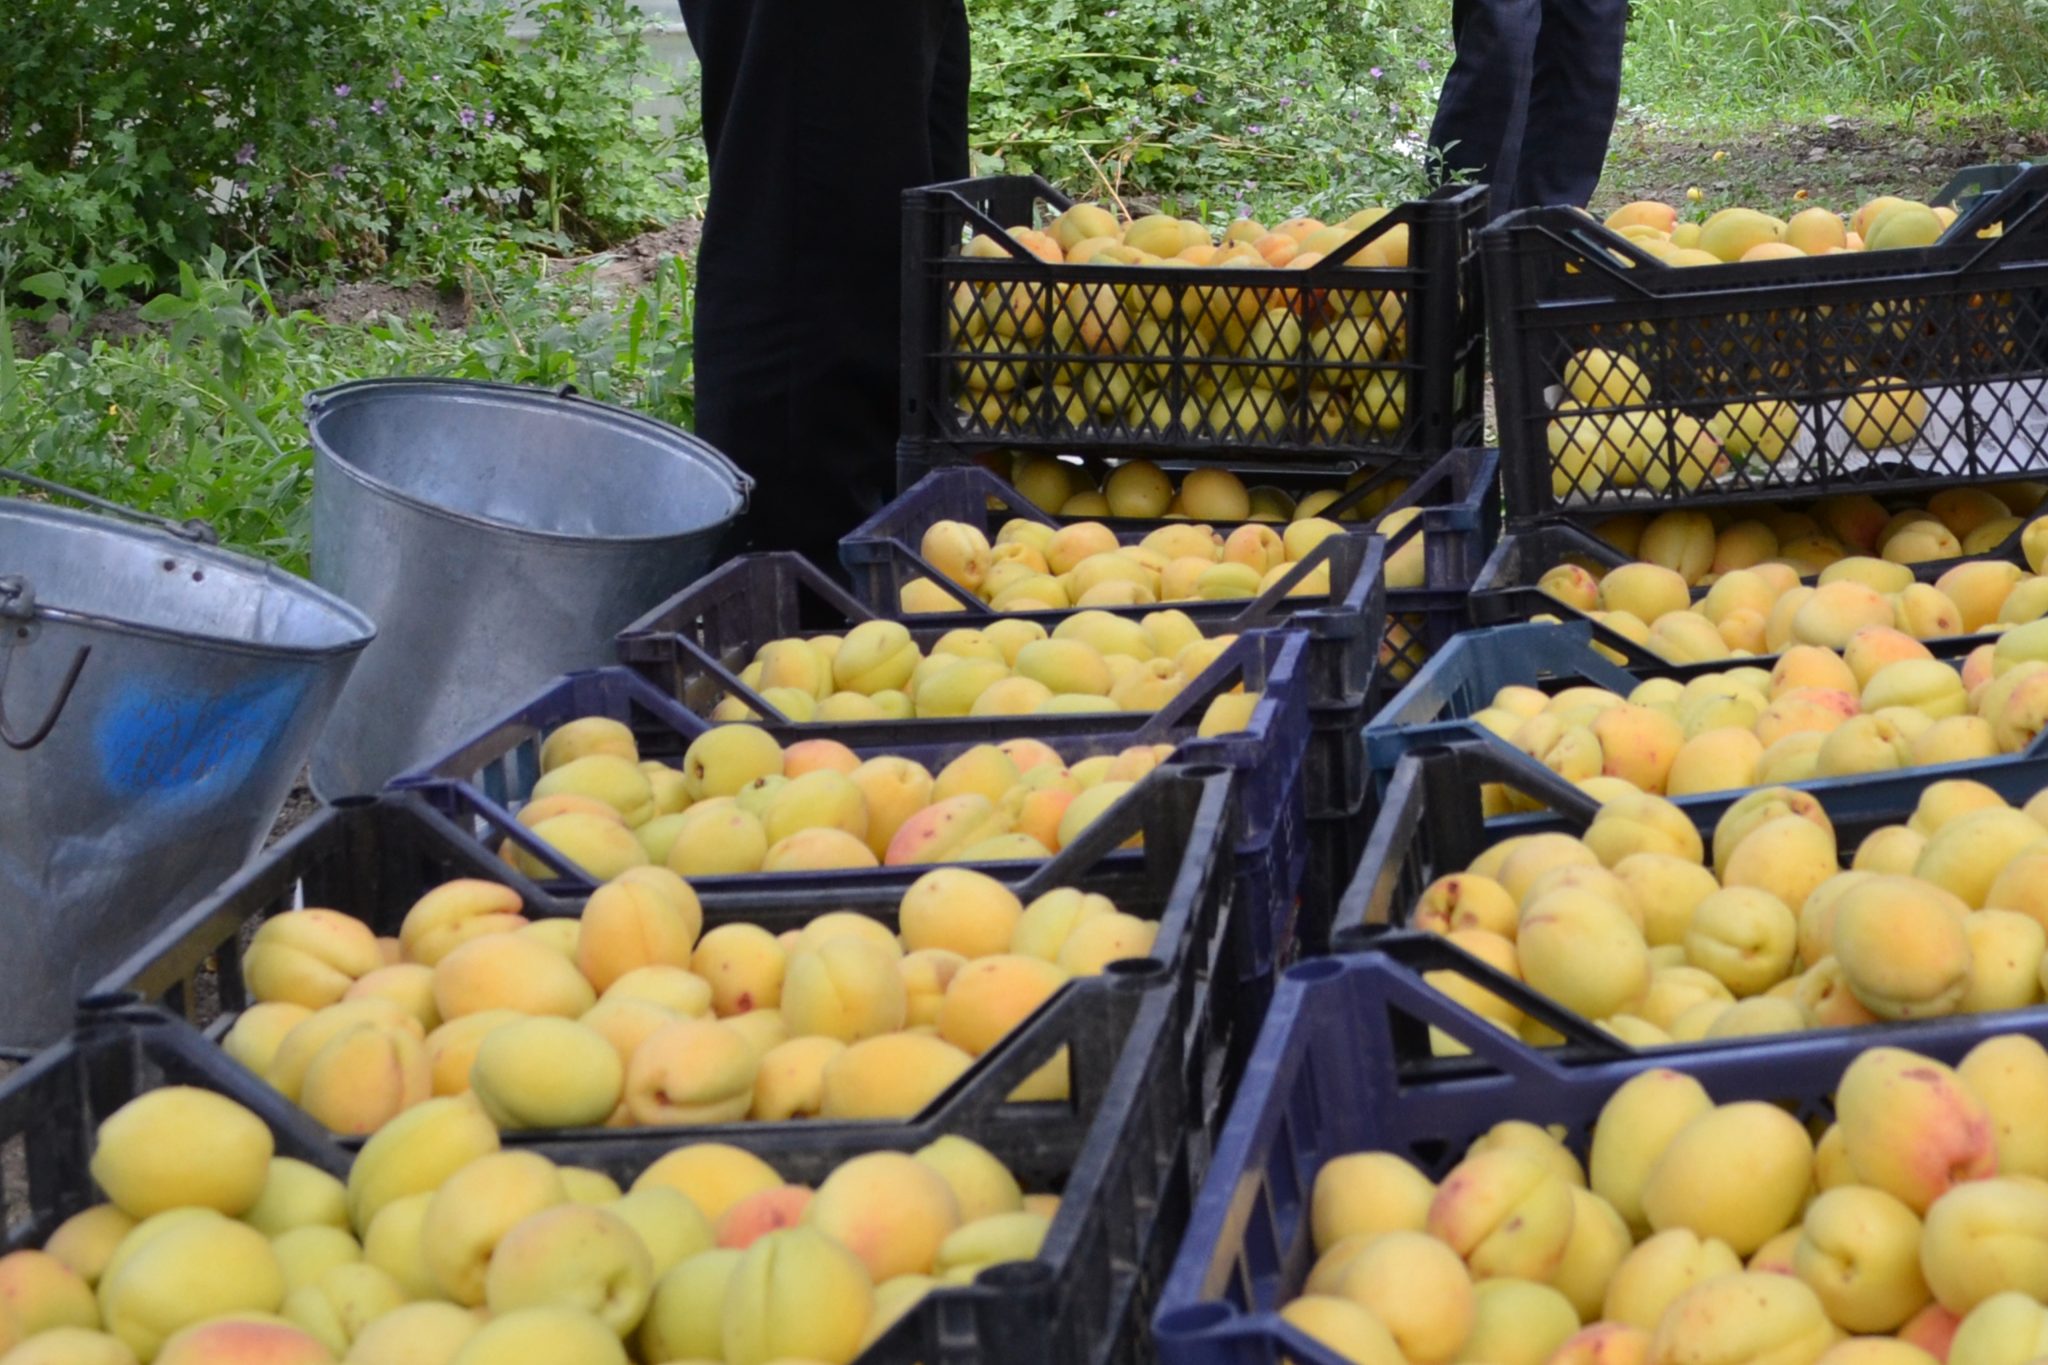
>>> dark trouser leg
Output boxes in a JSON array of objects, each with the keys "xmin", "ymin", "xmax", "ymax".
[
  {"xmin": 677, "ymin": 1, "xmax": 966, "ymax": 567},
  {"xmin": 1511, "ymin": 0, "xmax": 1628, "ymax": 209},
  {"xmin": 1427, "ymin": 0, "xmax": 1540, "ymax": 214},
  {"xmin": 930, "ymin": 0, "xmax": 972, "ymax": 184}
]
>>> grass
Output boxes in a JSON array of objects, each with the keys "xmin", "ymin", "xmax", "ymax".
[
  {"xmin": 1624, "ymin": 0, "xmax": 2048, "ymax": 114},
  {"xmin": 0, "ymin": 247, "xmax": 695, "ymax": 574},
  {"xmin": 1601, "ymin": 0, "xmax": 2048, "ymax": 214}
]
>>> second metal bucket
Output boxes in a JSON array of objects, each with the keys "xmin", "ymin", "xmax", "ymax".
[
  {"xmin": 305, "ymin": 379, "xmax": 752, "ymax": 798},
  {"xmin": 0, "ymin": 498, "xmax": 375, "ymax": 1049}
]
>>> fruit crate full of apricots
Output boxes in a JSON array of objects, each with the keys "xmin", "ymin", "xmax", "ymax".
[
  {"xmin": 1357, "ymin": 619, "xmax": 2048, "ymax": 814},
  {"xmin": 86, "ymin": 770, "xmax": 1248, "ymax": 1162},
  {"xmin": 1152, "ymin": 941, "xmax": 2048, "ymax": 1365},
  {"xmin": 614, "ymin": 549, "xmax": 1365, "ymax": 822},
  {"xmin": 4, "ymin": 983, "xmax": 1196, "ymax": 1365},
  {"xmin": 840, "ymin": 463, "xmax": 1396, "ymax": 714},
  {"xmin": 875, "ymin": 452, "xmax": 1503, "ymax": 703},
  {"xmin": 1484, "ymin": 165, "xmax": 2048, "ymax": 524},
  {"xmin": 1464, "ymin": 487, "xmax": 2048, "ymax": 666},
  {"xmin": 1325, "ymin": 737, "xmax": 2048, "ymax": 1077},
  {"xmin": 900, "ymin": 176, "xmax": 1488, "ymax": 461}
]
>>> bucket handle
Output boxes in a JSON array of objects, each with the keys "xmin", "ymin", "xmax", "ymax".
[
  {"xmin": 0, "ymin": 465, "xmax": 218, "ymax": 546},
  {"xmin": 0, "ymin": 577, "xmax": 90, "ymax": 751}
]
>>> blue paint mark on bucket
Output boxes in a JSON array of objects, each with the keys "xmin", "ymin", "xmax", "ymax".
[{"xmin": 94, "ymin": 672, "xmax": 310, "ymax": 798}]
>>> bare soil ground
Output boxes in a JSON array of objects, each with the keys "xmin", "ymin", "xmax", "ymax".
[
  {"xmin": 10, "ymin": 220, "xmax": 701, "ymax": 358},
  {"xmin": 1597, "ymin": 109, "xmax": 2048, "ymax": 216}
]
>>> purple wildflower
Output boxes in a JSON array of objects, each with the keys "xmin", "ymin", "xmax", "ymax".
[
  {"xmin": 1278, "ymin": 96, "xmax": 1293, "ymax": 107},
  {"xmin": 235, "ymin": 142, "xmax": 256, "ymax": 165},
  {"xmin": 1193, "ymin": 90, "xmax": 1206, "ymax": 104},
  {"xmin": 1248, "ymin": 123, "xmax": 1264, "ymax": 135},
  {"xmin": 370, "ymin": 98, "xmax": 387, "ymax": 115},
  {"xmin": 1418, "ymin": 57, "xmax": 1432, "ymax": 71},
  {"xmin": 333, "ymin": 83, "xmax": 351, "ymax": 98},
  {"xmin": 390, "ymin": 72, "xmax": 407, "ymax": 90},
  {"xmin": 482, "ymin": 109, "xmax": 496, "ymax": 127},
  {"xmin": 1168, "ymin": 55, "xmax": 1180, "ymax": 65},
  {"xmin": 329, "ymin": 163, "xmax": 349, "ymax": 180},
  {"xmin": 459, "ymin": 107, "xmax": 477, "ymax": 128},
  {"xmin": 1370, "ymin": 66, "xmax": 1384, "ymax": 78}
]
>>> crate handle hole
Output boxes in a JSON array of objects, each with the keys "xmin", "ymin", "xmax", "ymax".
[
  {"xmin": 1105, "ymin": 958, "xmax": 1169, "ymax": 987},
  {"xmin": 976, "ymin": 1260, "xmax": 1057, "ymax": 1291},
  {"xmin": 331, "ymin": 795, "xmax": 378, "ymax": 810}
]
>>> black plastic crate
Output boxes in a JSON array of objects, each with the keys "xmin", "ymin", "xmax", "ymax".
[
  {"xmin": 86, "ymin": 792, "xmax": 562, "ymax": 1026},
  {"xmin": 2, "ymin": 1011, "xmax": 352, "ymax": 1254},
  {"xmin": 617, "ymin": 552, "xmax": 1345, "ymax": 818},
  {"xmin": 873, "ymin": 451, "xmax": 1500, "ymax": 705},
  {"xmin": 4, "ymin": 982, "xmax": 1184, "ymax": 1365},
  {"xmin": 1324, "ymin": 739, "xmax": 2048, "ymax": 1071},
  {"xmin": 1487, "ymin": 166, "xmax": 2048, "ymax": 525},
  {"xmin": 97, "ymin": 764, "xmax": 1255, "ymax": 1135},
  {"xmin": 901, "ymin": 176, "xmax": 1488, "ymax": 463},
  {"xmin": 840, "ymin": 463, "xmax": 1394, "ymax": 710},
  {"xmin": 1361, "ymin": 619, "xmax": 2036, "ymax": 815},
  {"xmin": 1297, "ymin": 800, "xmax": 1372, "ymax": 958},
  {"xmin": 1150, "ymin": 945, "xmax": 2048, "ymax": 1365},
  {"xmin": 399, "ymin": 656, "xmax": 1303, "ymax": 845}
]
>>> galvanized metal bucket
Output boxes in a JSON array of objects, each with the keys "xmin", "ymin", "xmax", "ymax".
[
  {"xmin": 0, "ymin": 495, "xmax": 375, "ymax": 1049},
  {"xmin": 305, "ymin": 378, "xmax": 752, "ymax": 799}
]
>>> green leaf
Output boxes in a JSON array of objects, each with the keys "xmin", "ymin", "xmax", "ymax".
[
  {"xmin": 136, "ymin": 295, "xmax": 196, "ymax": 323},
  {"xmin": 17, "ymin": 272, "xmax": 72, "ymax": 302}
]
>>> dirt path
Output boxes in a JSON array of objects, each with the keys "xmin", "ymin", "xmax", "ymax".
[
  {"xmin": 10, "ymin": 220, "xmax": 701, "ymax": 358},
  {"xmin": 1597, "ymin": 109, "xmax": 2048, "ymax": 216}
]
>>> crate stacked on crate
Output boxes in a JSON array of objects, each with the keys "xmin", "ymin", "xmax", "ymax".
[
  {"xmin": 1465, "ymin": 165, "xmax": 2048, "ymax": 677},
  {"xmin": 840, "ymin": 461, "xmax": 1473, "ymax": 950},
  {"xmin": 899, "ymin": 176, "xmax": 1488, "ymax": 467},
  {"xmin": 1355, "ymin": 617, "xmax": 2048, "ymax": 819},
  {"xmin": 384, "ymin": 652, "xmax": 1305, "ymax": 1024},
  {"xmin": 59, "ymin": 763, "xmax": 1234, "ymax": 1364}
]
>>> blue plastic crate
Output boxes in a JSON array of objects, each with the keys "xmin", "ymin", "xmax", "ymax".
[
  {"xmin": 1361, "ymin": 619, "xmax": 2036, "ymax": 817},
  {"xmin": 1152, "ymin": 948, "xmax": 2048, "ymax": 1365},
  {"xmin": 387, "ymin": 652, "xmax": 1307, "ymax": 988}
]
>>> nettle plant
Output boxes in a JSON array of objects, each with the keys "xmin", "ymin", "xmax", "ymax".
[
  {"xmin": 967, "ymin": 0, "xmax": 1449, "ymax": 224},
  {"xmin": 0, "ymin": 0, "xmax": 692, "ymax": 307}
]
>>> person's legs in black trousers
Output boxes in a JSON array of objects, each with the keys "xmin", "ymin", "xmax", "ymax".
[
  {"xmin": 678, "ymin": 1, "xmax": 969, "ymax": 568},
  {"xmin": 1512, "ymin": 0, "xmax": 1629, "ymax": 210},
  {"xmin": 929, "ymin": 1, "xmax": 973, "ymax": 185},
  {"xmin": 1427, "ymin": 0, "xmax": 1540, "ymax": 213}
]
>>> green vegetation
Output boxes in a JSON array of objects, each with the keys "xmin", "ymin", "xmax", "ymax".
[
  {"xmin": 2, "ymin": 249, "xmax": 695, "ymax": 574},
  {"xmin": 1624, "ymin": 0, "xmax": 2048, "ymax": 113},
  {"xmin": 969, "ymin": 0, "xmax": 1448, "ymax": 222},
  {"xmin": 0, "ymin": 0, "xmax": 2039, "ymax": 568}
]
